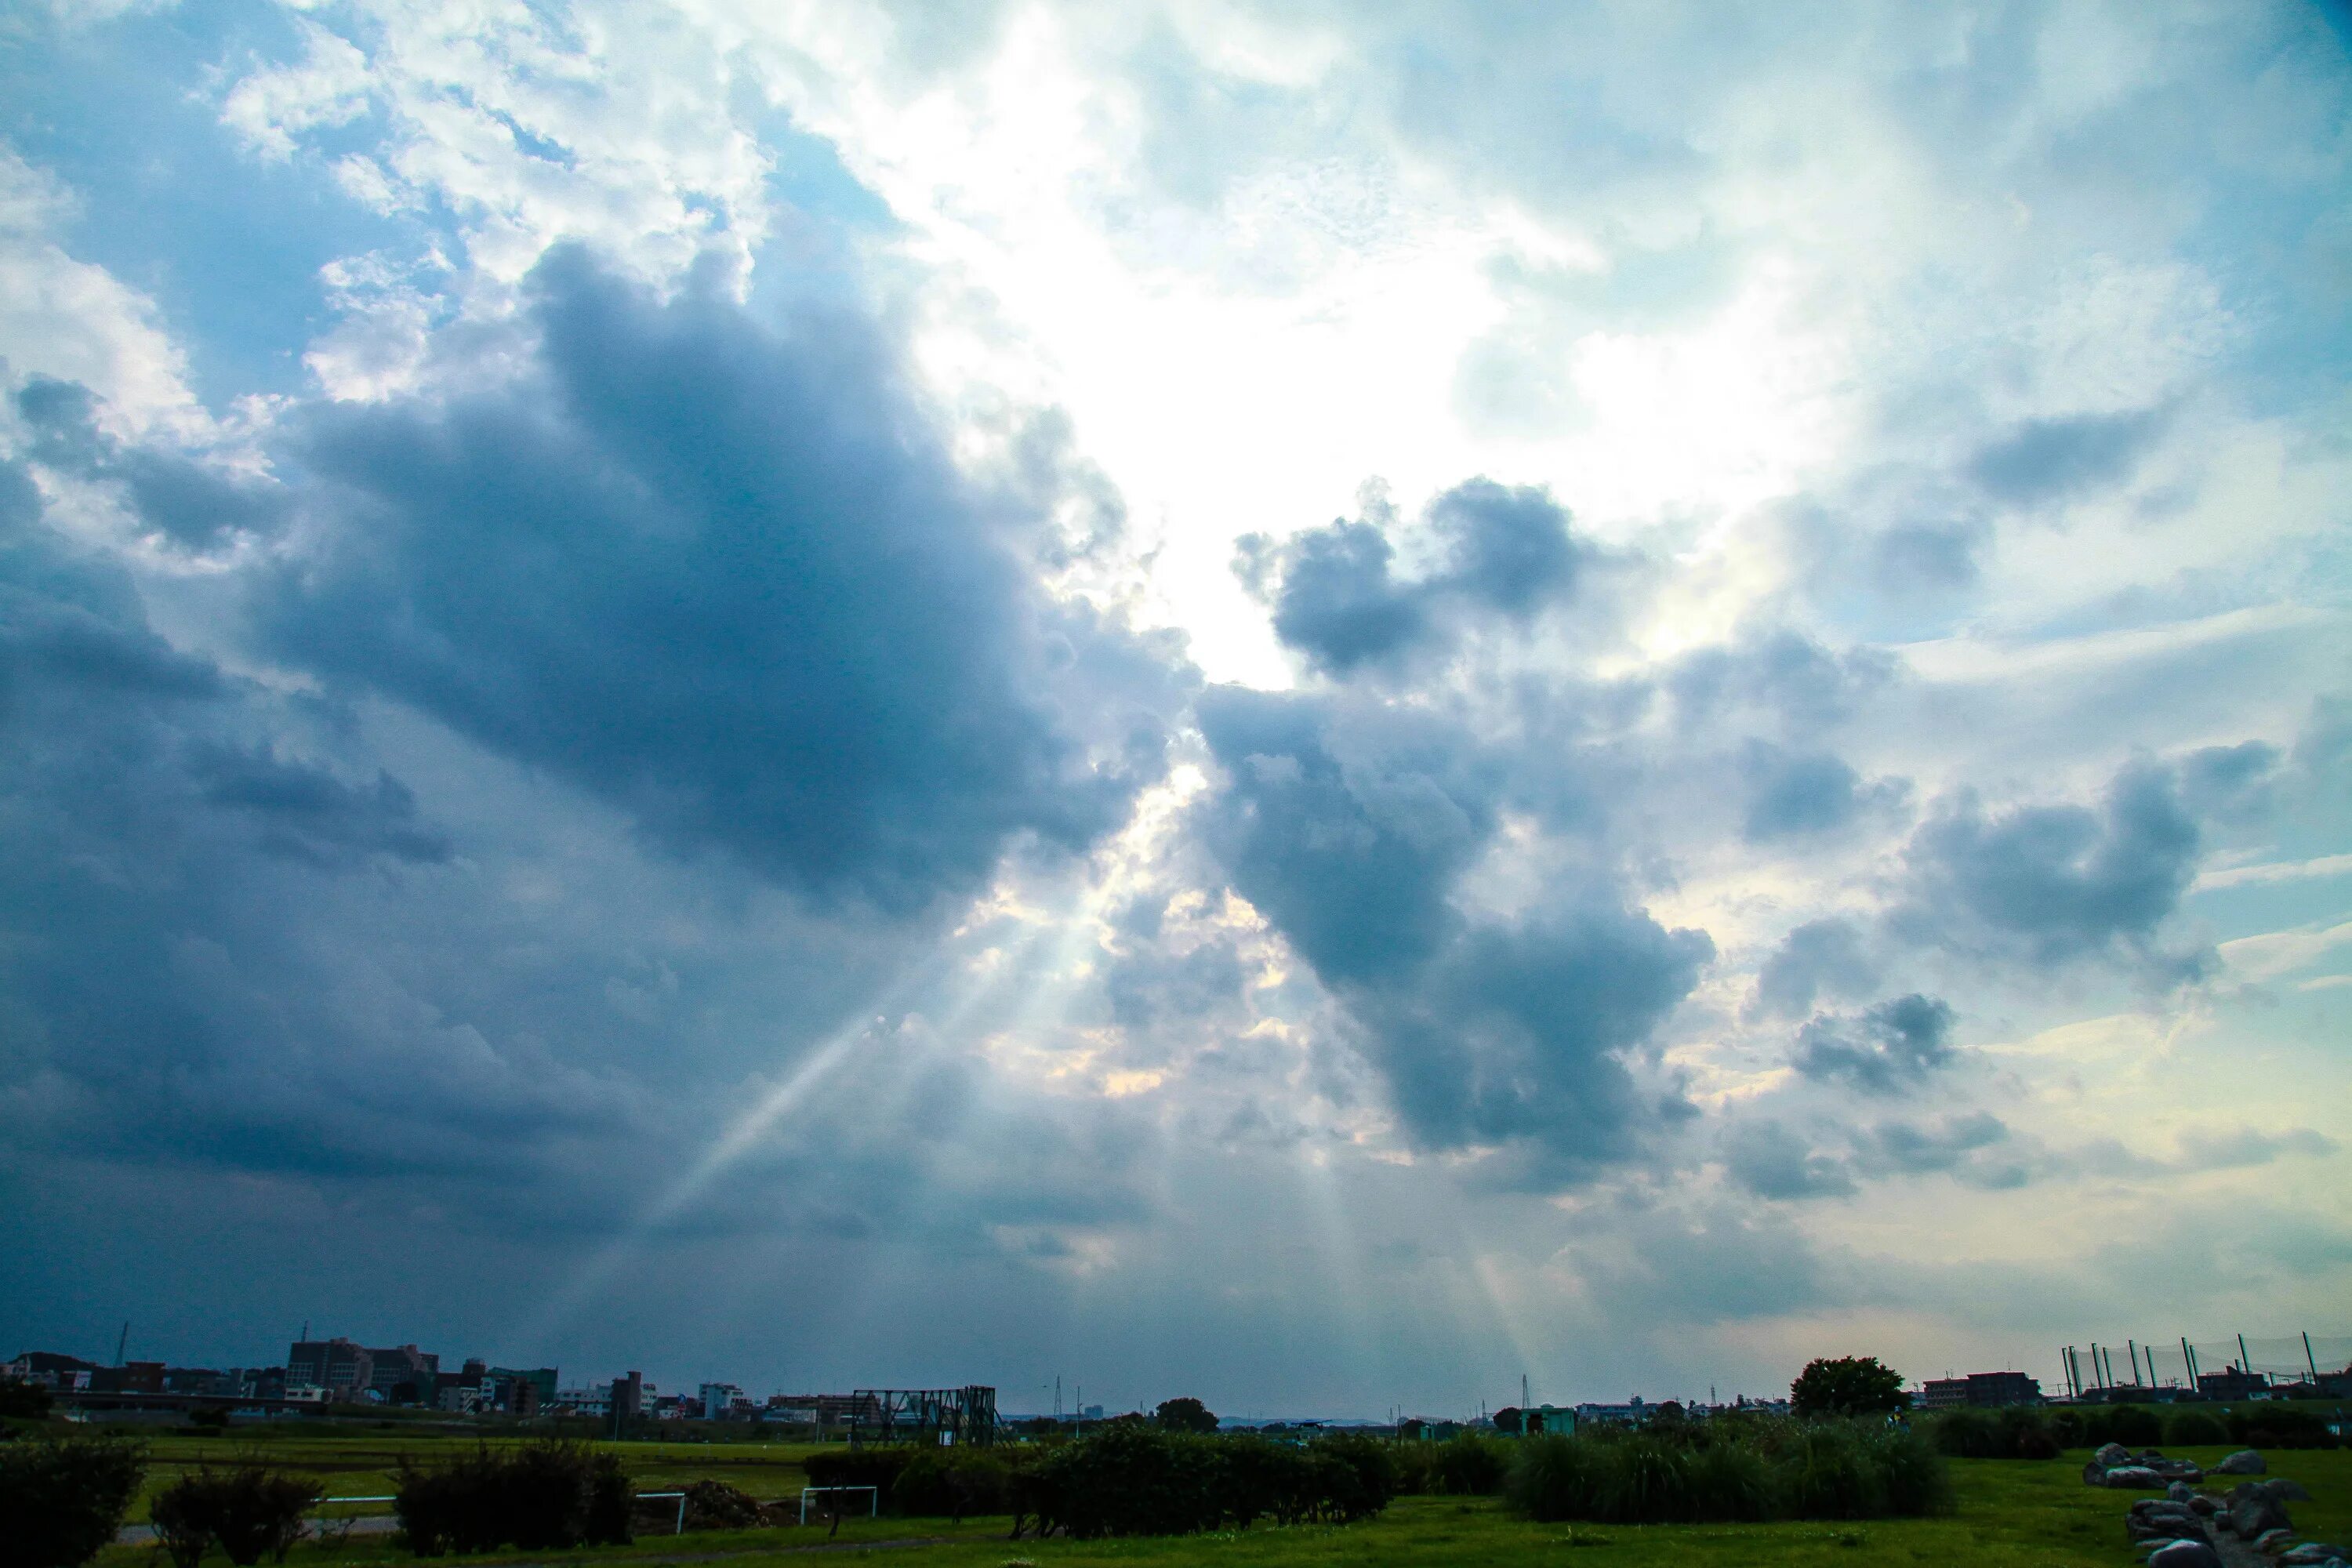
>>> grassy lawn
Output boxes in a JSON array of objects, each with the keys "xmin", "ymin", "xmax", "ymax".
[{"xmin": 96, "ymin": 1443, "xmax": 2351, "ymax": 1568}]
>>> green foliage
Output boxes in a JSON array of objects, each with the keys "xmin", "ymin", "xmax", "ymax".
[
  {"xmin": 1922, "ymin": 1406, "xmax": 2061, "ymax": 1461},
  {"xmin": 1429, "ymin": 1434, "xmax": 1510, "ymax": 1496},
  {"xmin": 2228, "ymin": 1403, "xmax": 2341, "ymax": 1450},
  {"xmin": 2162, "ymin": 1407, "xmax": 2230, "ymax": 1446},
  {"xmin": 0, "ymin": 1431, "xmax": 147, "ymax": 1568},
  {"xmin": 1154, "ymin": 1398, "xmax": 1218, "ymax": 1435},
  {"xmin": 891, "ymin": 1450, "xmax": 1015, "ymax": 1519},
  {"xmin": 803, "ymin": 1448, "xmax": 913, "ymax": 1497},
  {"xmin": 1013, "ymin": 1428, "xmax": 1398, "ymax": 1539},
  {"xmin": 1789, "ymin": 1357, "xmax": 1911, "ymax": 1417},
  {"xmin": 393, "ymin": 1440, "xmax": 631, "ymax": 1555},
  {"xmin": 0, "ymin": 1381, "xmax": 54, "ymax": 1420},
  {"xmin": 1503, "ymin": 1418, "xmax": 1950, "ymax": 1526},
  {"xmin": 150, "ymin": 1463, "xmax": 324, "ymax": 1567}
]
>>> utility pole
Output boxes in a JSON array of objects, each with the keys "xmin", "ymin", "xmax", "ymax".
[
  {"xmin": 1522, "ymin": 1373, "xmax": 1530, "ymax": 1409},
  {"xmin": 114, "ymin": 1323, "xmax": 129, "ymax": 1366},
  {"xmin": 2305, "ymin": 1332, "xmax": 2321, "ymax": 1384}
]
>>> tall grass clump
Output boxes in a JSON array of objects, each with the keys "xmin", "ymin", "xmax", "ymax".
[
  {"xmin": 1429, "ymin": 1434, "xmax": 1510, "ymax": 1496},
  {"xmin": 1504, "ymin": 1418, "xmax": 1950, "ymax": 1526}
]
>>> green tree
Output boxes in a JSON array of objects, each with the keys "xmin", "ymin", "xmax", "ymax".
[
  {"xmin": 1154, "ymin": 1397, "xmax": 1218, "ymax": 1434},
  {"xmin": 1790, "ymin": 1356, "xmax": 1911, "ymax": 1417}
]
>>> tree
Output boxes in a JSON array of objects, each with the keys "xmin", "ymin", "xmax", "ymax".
[
  {"xmin": 1790, "ymin": 1356, "xmax": 1911, "ymax": 1417},
  {"xmin": 1491, "ymin": 1406, "xmax": 1523, "ymax": 1436},
  {"xmin": 1154, "ymin": 1397, "xmax": 1218, "ymax": 1435}
]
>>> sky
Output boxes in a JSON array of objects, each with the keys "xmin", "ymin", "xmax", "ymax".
[{"xmin": 0, "ymin": 0, "xmax": 2347, "ymax": 1421}]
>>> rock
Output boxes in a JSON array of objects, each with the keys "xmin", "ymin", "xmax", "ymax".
[
  {"xmin": 2148, "ymin": 1542, "xmax": 2224, "ymax": 1568},
  {"xmin": 2281, "ymin": 1548, "xmax": 2350, "ymax": 1567},
  {"xmin": 2129, "ymin": 1500, "xmax": 2210, "ymax": 1544},
  {"xmin": 2110, "ymin": 1467, "xmax": 2172, "ymax": 1490},
  {"xmin": 2190, "ymin": 1494, "xmax": 2219, "ymax": 1515},
  {"xmin": 2227, "ymin": 1483, "xmax": 2294, "ymax": 1541},
  {"xmin": 2216, "ymin": 1450, "xmax": 2267, "ymax": 1476},
  {"xmin": 2253, "ymin": 1527, "xmax": 2297, "ymax": 1554},
  {"xmin": 2098, "ymin": 1442, "xmax": 2135, "ymax": 1468},
  {"xmin": 2265, "ymin": 1480, "xmax": 2314, "ymax": 1504},
  {"xmin": 2171, "ymin": 1481, "xmax": 2198, "ymax": 1501}
]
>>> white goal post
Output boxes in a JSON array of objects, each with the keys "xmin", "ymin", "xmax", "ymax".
[{"xmin": 799, "ymin": 1486, "xmax": 879, "ymax": 1524}]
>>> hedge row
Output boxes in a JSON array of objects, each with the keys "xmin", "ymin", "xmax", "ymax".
[
  {"xmin": 1921, "ymin": 1400, "xmax": 2342, "ymax": 1459},
  {"xmin": 809, "ymin": 1427, "xmax": 1398, "ymax": 1537},
  {"xmin": 1503, "ymin": 1419, "xmax": 1951, "ymax": 1525},
  {"xmin": 394, "ymin": 1441, "xmax": 633, "ymax": 1555}
]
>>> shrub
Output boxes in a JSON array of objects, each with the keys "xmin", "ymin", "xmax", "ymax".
[
  {"xmin": 891, "ymin": 1451, "xmax": 1014, "ymax": 1520},
  {"xmin": 0, "ymin": 1432, "xmax": 147, "ymax": 1568},
  {"xmin": 0, "ymin": 1381, "xmax": 55, "ymax": 1420},
  {"xmin": 2082, "ymin": 1405, "xmax": 2163, "ymax": 1449},
  {"xmin": 394, "ymin": 1441, "xmax": 630, "ymax": 1555},
  {"xmin": 802, "ymin": 1448, "xmax": 911, "ymax": 1501},
  {"xmin": 2163, "ymin": 1408, "xmax": 2230, "ymax": 1446},
  {"xmin": 1505, "ymin": 1433, "xmax": 1605, "ymax": 1523},
  {"xmin": 151, "ymin": 1464, "xmax": 325, "ymax": 1567},
  {"xmin": 1429, "ymin": 1434, "xmax": 1508, "ymax": 1496},
  {"xmin": 1922, "ymin": 1406, "xmax": 2059, "ymax": 1461},
  {"xmin": 1504, "ymin": 1419, "xmax": 1948, "ymax": 1527},
  {"xmin": 1036, "ymin": 1426, "xmax": 1221, "ymax": 1539},
  {"xmin": 1388, "ymin": 1442, "xmax": 1439, "ymax": 1496},
  {"xmin": 1310, "ymin": 1434, "xmax": 1398, "ymax": 1523},
  {"xmin": 2227, "ymin": 1405, "xmax": 2339, "ymax": 1450}
]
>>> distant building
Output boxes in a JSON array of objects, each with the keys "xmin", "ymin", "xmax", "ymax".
[
  {"xmin": 2198, "ymin": 1369, "xmax": 2267, "ymax": 1401},
  {"xmin": 614, "ymin": 1371, "xmax": 645, "ymax": 1422},
  {"xmin": 700, "ymin": 1382, "xmax": 746, "ymax": 1420},
  {"xmin": 289, "ymin": 1339, "xmax": 373, "ymax": 1399},
  {"xmin": 1575, "ymin": 1396, "xmax": 1650, "ymax": 1425},
  {"xmin": 1924, "ymin": 1372, "xmax": 2041, "ymax": 1409},
  {"xmin": 366, "ymin": 1345, "xmax": 441, "ymax": 1403}
]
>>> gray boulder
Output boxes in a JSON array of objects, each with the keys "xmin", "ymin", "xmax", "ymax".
[
  {"xmin": 2097, "ymin": 1442, "xmax": 2135, "ymax": 1468},
  {"xmin": 2169, "ymin": 1481, "xmax": 2196, "ymax": 1502},
  {"xmin": 2215, "ymin": 1450, "xmax": 2267, "ymax": 1476},
  {"xmin": 2147, "ymin": 1541, "xmax": 2223, "ymax": 1568},
  {"xmin": 2264, "ymin": 1479, "xmax": 2314, "ymax": 1504},
  {"xmin": 2109, "ymin": 1466, "xmax": 2171, "ymax": 1490},
  {"xmin": 2129, "ymin": 1499, "xmax": 2209, "ymax": 1544},
  {"xmin": 2227, "ymin": 1480, "xmax": 2295, "ymax": 1540},
  {"xmin": 2254, "ymin": 1528, "xmax": 2297, "ymax": 1555},
  {"xmin": 2281, "ymin": 1547, "xmax": 2349, "ymax": 1567}
]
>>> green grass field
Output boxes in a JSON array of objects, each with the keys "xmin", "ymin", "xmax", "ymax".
[{"xmin": 94, "ymin": 1441, "xmax": 2351, "ymax": 1568}]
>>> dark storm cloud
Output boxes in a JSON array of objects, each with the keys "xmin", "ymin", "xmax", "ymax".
[
  {"xmin": 261, "ymin": 245, "xmax": 1186, "ymax": 912},
  {"xmin": 1900, "ymin": 756, "xmax": 2218, "ymax": 971},
  {"xmin": 1722, "ymin": 1120, "xmax": 1855, "ymax": 1200},
  {"xmin": 1236, "ymin": 477, "xmax": 1592, "ymax": 677},
  {"xmin": 187, "ymin": 741, "xmax": 452, "ymax": 869},
  {"xmin": 1864, "ymin": 1112, "xmax": 2011, "ymax": 1177},
  {"xmin": 1750, "ymin": 917, "xmax": 1878, "ymax": 1021},
  {"xmin": 1789, "ymin": 993, "xmax": 1958, "ymax": 1094},
  {"xmin": 1737, "ymin": 742, "xmax": 1871, "ymax": 840},
  {"xmin": 1967, "ymin": 408, "xmax": 2165, "ymax": 505},
  {"xmin": 1192, "ymin": 683, "xmax": 1711, "ymax": 1180},
  {"xmin": 13, "ymin": 377, "xmax": 287, "ymax": 549}
]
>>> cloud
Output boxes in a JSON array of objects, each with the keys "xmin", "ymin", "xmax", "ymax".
[
  {"xmin": 1236, "ymin": 477, "xmax": 1592, "ymax": 677},
  {"xmin": 1192, "ymin": 683, "xmax": 1711, "ymax": 1181},
  {"xmin": 15, "ymin": 376, "xmax": 287, "ymax": 550},
  {"xmin": 1900, "ymin": 757, "xmax": 2216, "ymax": 974},
  {"xmin": 1790, "ymin": 993, "xmax": 1958, "ymax": 1095},
  {"xmin": 1722, "ymin": 1120, "xmax": 1855, "ymax": 1200},
  {"xmin": 1966, "ymin": 408, "xmax": 2165, "ymax": 506},
  {"xmin": 258, "ymin": 246, "xmax": 1189, "ymax": 913},
  {"xmin": 1751, "ymin": 918, "xmax": 1878, "ymax": 1021},
  {"xmin": 1737, "ymin": 741, "xmax": 1900, "ymax": 842}
]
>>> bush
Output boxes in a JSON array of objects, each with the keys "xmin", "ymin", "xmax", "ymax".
[
  {"xmin": 2227, "ymin": 1405, "xmax": 2339, "ymax": 1450},
  {"xmin": 394, "ymin": 1441, "xmax": 630, "ymax": 1555},
  {"xmin": 151, "ymin": 1464, "xmax": 325, "ymax": 1567},
  {"xmin": 1429, "ymin": 1434, "xmax": 1509, "ymax": 1496},
  {"xmin": 1036, "ymin": 1426, "xmax": 1221, "ymax": 1539},
  {"xmin": 802, "ymin": 1448, "xmax": 911, "ymax": 1501},
  {"xmin": 1388, "ymin": 1443, "xmax": 1439, "ymax": 1496},
  {"xmin": 0, "ymin": 1432, "xmax": 147, "ymax": 1568},
  {"xmin": 0, "ymin": 1381, "xmax": 54, "ymax": 1420},
  {"xmin": 1504, "ymin": 1419, "xmax": 1948, "ymax": 1526},
  {"xmin": 890, "ymin": 1451, "xmax": 1014, "ymax": 1520},
  {"xmin": 2080, "ymin": 1405, "xmax": 2164, "ymax": 1449},
  {"xmin": 1922, "ymin": 1406, "xmax": 2060, "ymax": 1461},
  {"xmin": 2163, "ymin": 1408, "xmax": 2230, "ymax": 1446},
  {"xmin": 1010, "ymin": 1429, "xmax": 1397, "ymax": 1539}
]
